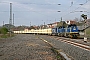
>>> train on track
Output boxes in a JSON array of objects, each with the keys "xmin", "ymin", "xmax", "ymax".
[
  {"xmin": 14, "ymin": 24, "xmax": 80, "ymax": 38},
  {"xmin": 52, "ymin": 24, "xmax": 80, "ymax": 38}
]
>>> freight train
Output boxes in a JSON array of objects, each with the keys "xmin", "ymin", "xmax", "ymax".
[{"xmin": 14, "ymin": 24, "xmax": 80, "ymax": 38}]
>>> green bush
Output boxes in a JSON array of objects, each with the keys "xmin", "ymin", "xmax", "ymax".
[{"xmin": 0, "ymin": 27, "xmax": 8, "ymax": 34}]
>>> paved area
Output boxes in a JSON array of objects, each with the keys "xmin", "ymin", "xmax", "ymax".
[{"xmin": 0, "ymin": 34, "xmax": 57, "ymax": 60}]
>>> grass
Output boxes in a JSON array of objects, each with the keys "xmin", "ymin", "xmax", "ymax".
[
  {"xmin": 86, "ymin": 28, "xmax": 90, "ymax": 34},
  {"xmin": 86, "ymin": 28, "xmax": 90, "ymax": 38},
  {"xmin": 0, "ymin": 34, "xmax": 9, "ymax": 38},
  {"xmin": 0, "ymin": 34, "xmax": 15, "ymax": 38}
]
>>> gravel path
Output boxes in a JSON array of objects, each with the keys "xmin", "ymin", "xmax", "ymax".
[
  {"xmin": 0, "ymin": 34, "xmax": 57, "ymax": 60},
  {"xmin": 38, "ymin": 35, "xmax": 90, "ymax": 60}
]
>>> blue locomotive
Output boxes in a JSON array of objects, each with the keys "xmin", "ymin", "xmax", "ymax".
[{"xmin": 52, "ymin": 24, "xmax": 80, "ymax": 38}]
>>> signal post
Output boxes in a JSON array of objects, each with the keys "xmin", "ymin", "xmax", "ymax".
[{"xmin": 81, "ymin": 14, "xmax": 87, "ymax": 42}]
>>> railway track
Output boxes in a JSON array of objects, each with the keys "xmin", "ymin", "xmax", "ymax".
[
  {"xmin": 37, "ymin": 35, "xmax": 90, "ymax": 60},
  {"xmin": 37, "ymin": 36, "xmax": 73, "ymax": 60},
  {"xmin": 49, "ymin": 36, "xmax": 90, "ymax": 51}
]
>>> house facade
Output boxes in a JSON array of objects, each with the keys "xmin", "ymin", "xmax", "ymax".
[
  {"xmin": 47, "ymin": 22, "xmax": 59, "ymax": 28},
  {"xmin": 66, "ymin": 20, "xmax": 76, "ymax": 25}
]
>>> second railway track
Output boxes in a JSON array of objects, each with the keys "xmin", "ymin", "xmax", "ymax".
[{"xmin": 49, "ymin": 36, "xmax": 90, "ymax": 51}]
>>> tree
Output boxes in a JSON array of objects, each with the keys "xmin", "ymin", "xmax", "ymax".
[
  {"xmin": 0, "ymin": 27, "xmax": 8, "ymax": 34},
  {"xmin": 0, "ymin": 28, "xmax": 1, "ymax": 34},
  {"xmin": 57, "ymin": 21, "xmax": 67, "ymax": 27},
  {"xmin": 30, "ymin": 26, "xmax": 35, "ymax": 29}
]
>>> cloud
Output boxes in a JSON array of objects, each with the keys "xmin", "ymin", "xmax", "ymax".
[
  {"xmin": 0, "ymin": 0, "xmax": 34, "ymax": 11},
  {"xmin": 0, "ymin": 0, "xmax": 90, "ymax": 26},
  {"xmin": 83, "ymin": 2, "xmax": 90, "ymax": 10}
]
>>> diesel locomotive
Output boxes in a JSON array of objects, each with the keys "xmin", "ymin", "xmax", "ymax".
[{"xmin": 52, "ymin": 24, "xmax": 79, "ymax": 38}]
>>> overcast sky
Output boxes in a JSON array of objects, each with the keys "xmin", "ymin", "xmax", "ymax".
[{"xmin": 0, "ymin": 0, "xmax": 90, "ymax": 26}]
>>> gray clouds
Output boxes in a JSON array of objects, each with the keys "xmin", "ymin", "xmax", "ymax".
[{"xmin": 0, "ymin": 0, "xmax": 90, "ymax": 26}]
